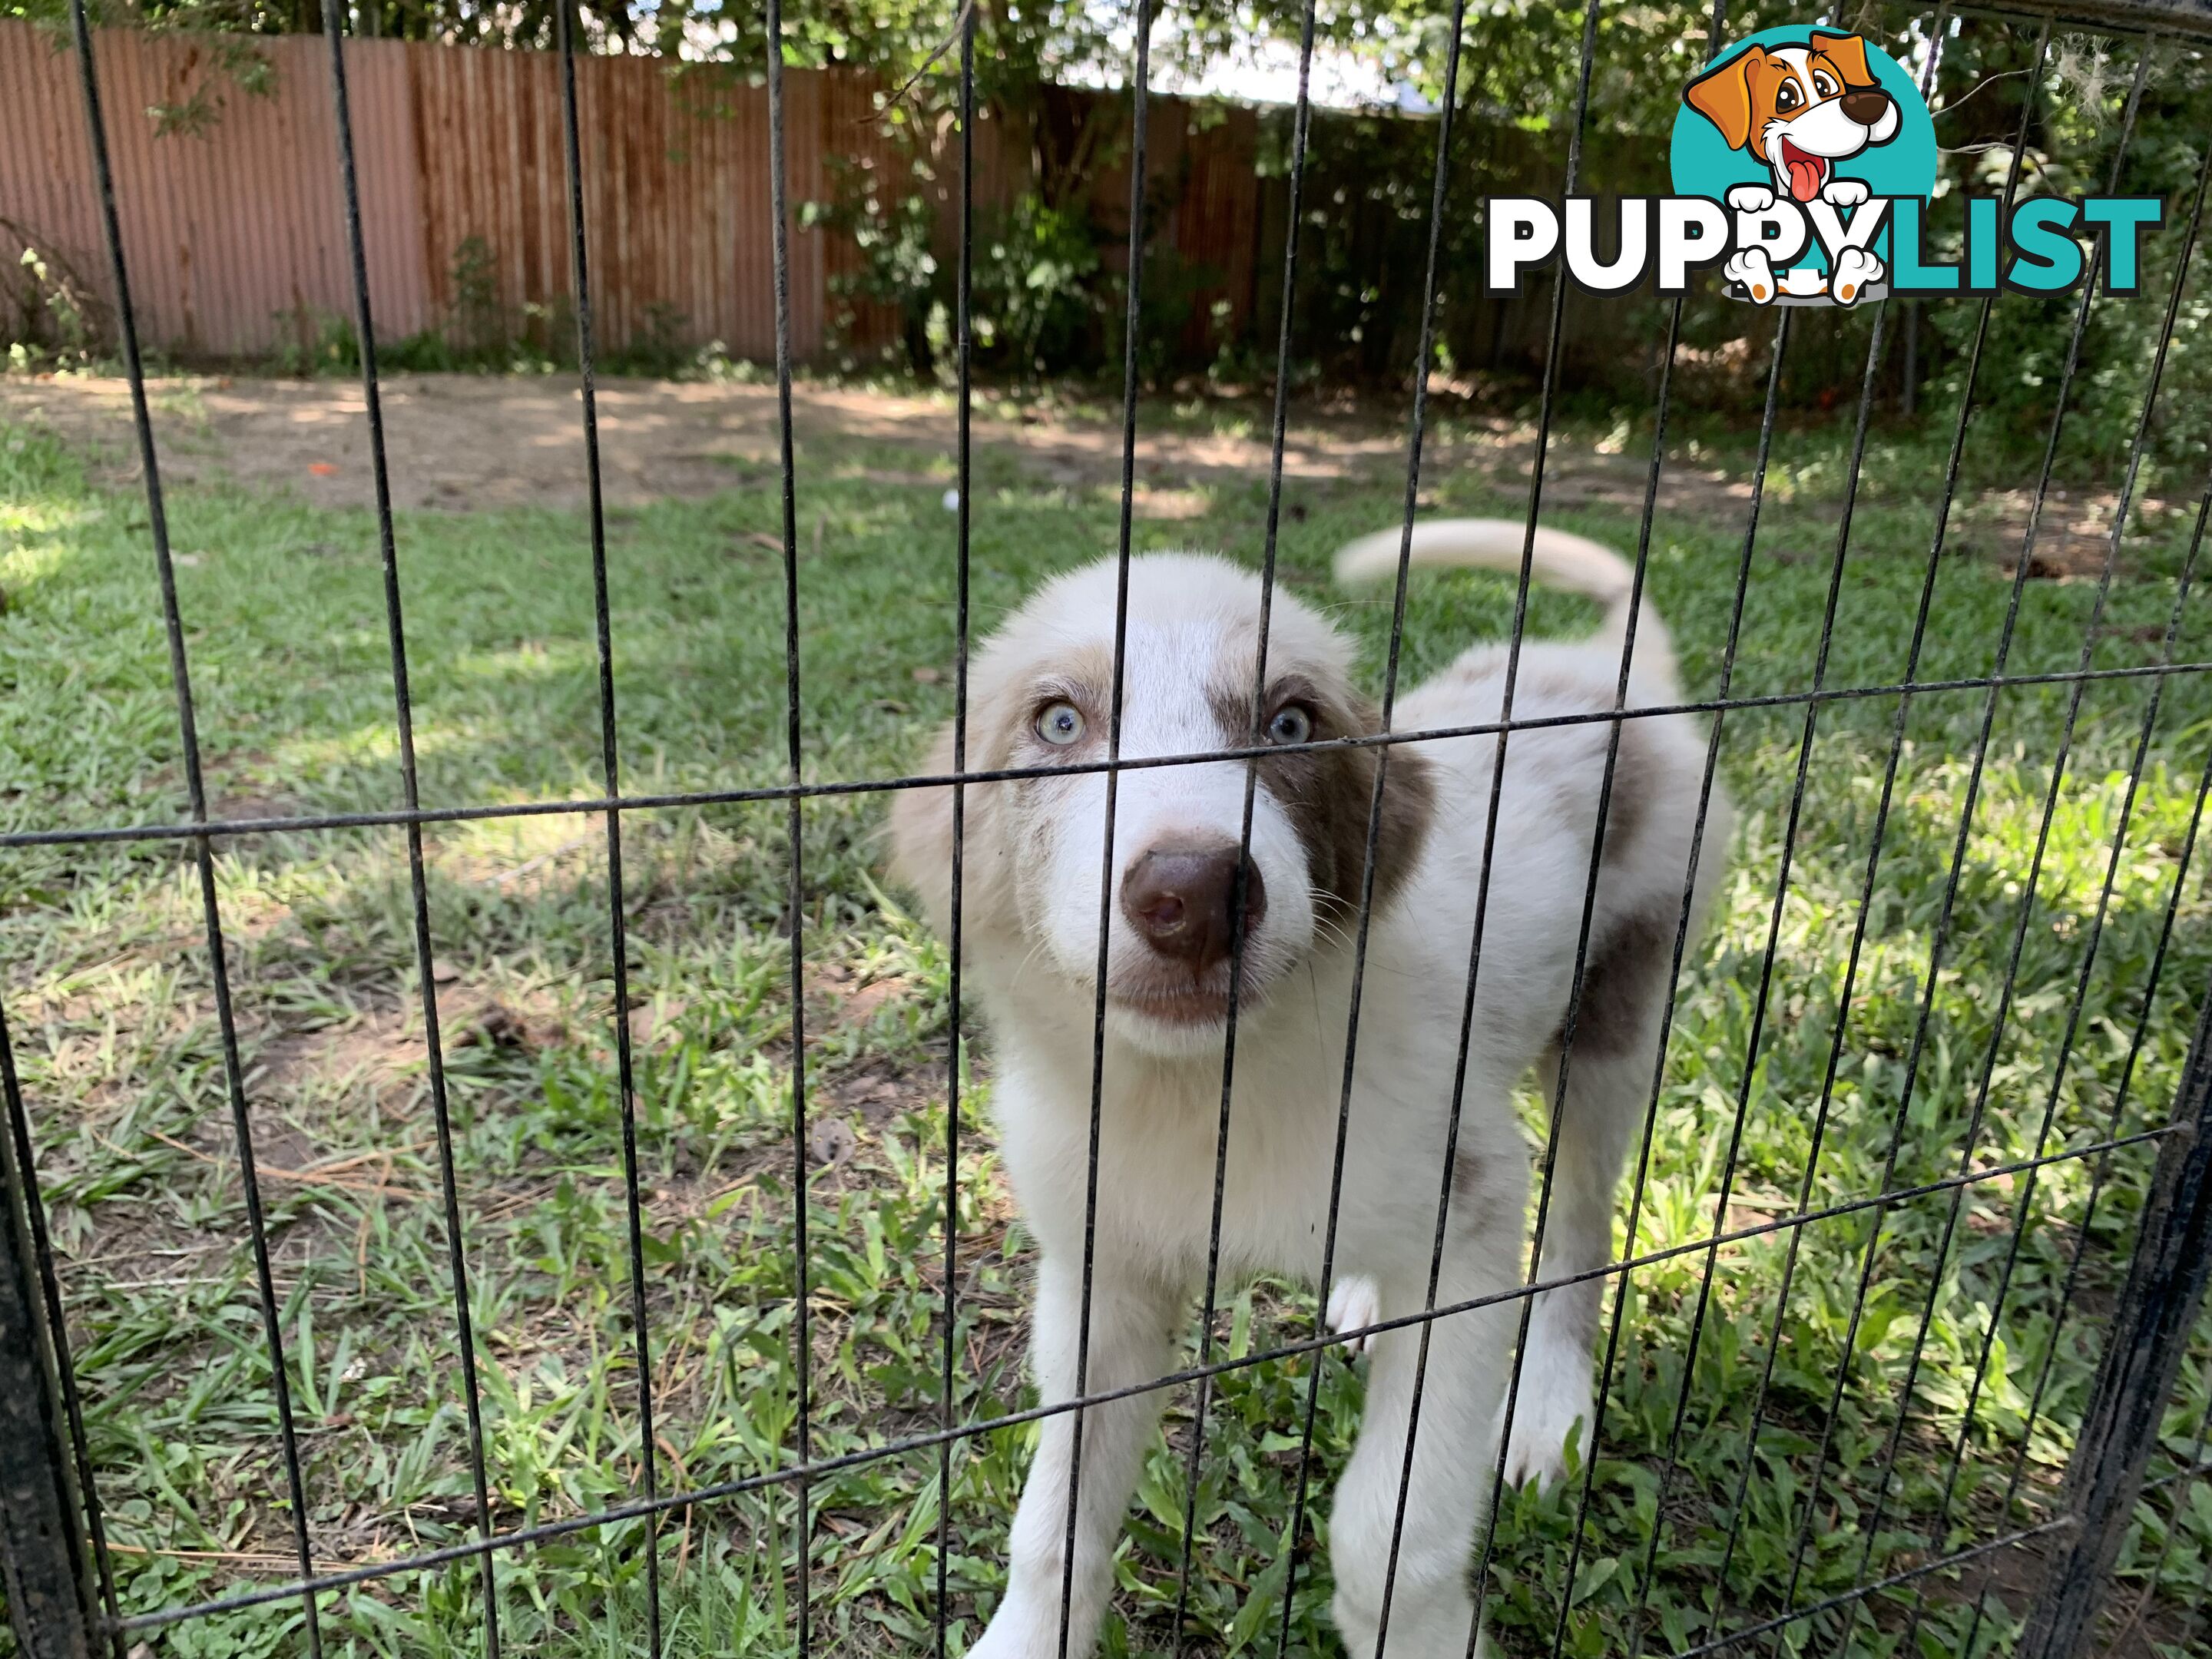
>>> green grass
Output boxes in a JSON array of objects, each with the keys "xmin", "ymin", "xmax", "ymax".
[{"xmin": 5, "ymin": 387, "xmax": 2212, "ymax": 1659}]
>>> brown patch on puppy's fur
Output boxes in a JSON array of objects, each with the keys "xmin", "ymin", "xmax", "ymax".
[
  {"xmin": 1592, "ymin": 724, "xmax": 1655, "ymax": 867},
  {"xmin": 1452, "ymin": 1149, "xmax": 1487, "ymax": 1208},
  {"xmin": 1208, "ymin": 674, "xmax": 1436, "ymax": 923},
  {"xmin": 1568, "ymin": 904, "xmax": 1673, "ymax": 1060}
]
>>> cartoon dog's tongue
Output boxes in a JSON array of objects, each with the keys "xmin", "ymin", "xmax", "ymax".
[{"xmin": 1782, "ymin": 141, "xmax": 1826, "ymax": 202}]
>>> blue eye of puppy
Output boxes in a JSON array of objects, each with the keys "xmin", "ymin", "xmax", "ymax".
[
  {"xmin": 1267, "ymin": 704, "xmax": 1313, "ymax": 745},
  {"xmin": 1036, "ymin": 701, "xmax": 1086, "ymax": 746}
]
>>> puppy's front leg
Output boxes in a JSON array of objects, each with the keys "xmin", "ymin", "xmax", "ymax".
[
  {"xmin": 971, "ymin": 1251, "xmax": 1181, "ymax": 1659},
  {"xmin": 1328, "ymin": 1268, "xmax": 1514, "ymax": 1659}
]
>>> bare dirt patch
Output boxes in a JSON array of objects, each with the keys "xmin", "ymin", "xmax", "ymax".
[
  {"xmin": 1, "ymin": 374, "xmax": 2170, "ymax": 587},
  {"xmin": 0, "ymin": 370, "xmax": 1755, "ymax": 520}
]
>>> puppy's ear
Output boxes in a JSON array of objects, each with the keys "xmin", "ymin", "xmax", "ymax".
[
  {"xmin": 1810, "ymin": 31, "xmax": 1875, "ymax": 87},
  {"xmin": 886, "ymin": 721, "xmax": 960, "ymax": 932},
  {"xmin": 1364, "ymin": 741, "xmax": 1436, "ymax": 912},
  {"xmin": 1685, "ymin": 46, "xmax": 1760, "ymax": 151}
]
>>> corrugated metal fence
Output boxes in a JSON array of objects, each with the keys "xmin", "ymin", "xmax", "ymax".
[{"xmin": 0, "ymin": 20, "xmax": 1263, "ymax": 364}]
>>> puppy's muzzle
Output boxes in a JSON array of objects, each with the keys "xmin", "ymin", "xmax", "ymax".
[
  {"xmin": 1121, "ymin": 843, "xmax": 1266, "ymax": 972},
  {"xmin": 1839, "ymin": 87, "xmax": 1891, "ymax": 126}
]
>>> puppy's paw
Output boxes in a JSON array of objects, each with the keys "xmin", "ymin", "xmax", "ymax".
[
  {"xmin": 1497, "ymin": 1366, "xmax": 1592, "ymax": 1489},
  {"xmin": 1326, "ymin": 1275, "xmax": 1382, "ymax": 1358},
  {"xmin": 962, "ymin": 1608, "xmax": 1041, "ymax": 1659},
  {"xmin": 1831, "ymin": 246, "xmax": 1884, "ymax": 306},
  {"xmin": 1726, "ymin": 183, "xmax": 1777, "ymax": 214},
  {"xmin": 1724, "ymin": 247, "xmax": 1776, "ymax": 304},
  {"xmin": 1820, "ymin": 177, "xmax": 1871, "ymax": 209}
]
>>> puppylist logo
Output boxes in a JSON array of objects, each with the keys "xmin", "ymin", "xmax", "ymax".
[{"xmin": 1485, "ymin": 25, "xmax": 2164, "ymax": 308}]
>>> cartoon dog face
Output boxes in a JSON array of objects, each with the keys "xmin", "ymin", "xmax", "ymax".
[{"xmin": 1685, "ymin": 31, "xmax": 1900, "ymax": 203}]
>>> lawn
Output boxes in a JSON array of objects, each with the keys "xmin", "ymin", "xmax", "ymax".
[{"xmin": 5, "ymin": 376, "xmax": 2212, "ymax": 1659}]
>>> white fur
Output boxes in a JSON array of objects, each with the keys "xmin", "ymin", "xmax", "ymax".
[
  {"xmin": 889, "ymin": 524, "xmax": 1730, "ymax": 1659},
  {"xmin": 1328, "ymin": 1273, "xmax": 1383, "ymax": 1359}
]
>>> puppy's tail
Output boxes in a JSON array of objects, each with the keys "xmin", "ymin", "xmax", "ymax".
[{"xmin": 1333, "ymin": 518, "xmax": 1675, "ymax": 693}]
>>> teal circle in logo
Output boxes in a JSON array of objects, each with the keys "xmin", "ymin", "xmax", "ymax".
[{"xmin": 1670, "ymin": 25, "xmax": 1937, "ymax": 219}]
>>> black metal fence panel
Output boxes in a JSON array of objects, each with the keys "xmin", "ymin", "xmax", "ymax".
[{"xmin": 6, "ymin": 2, "xmax": 2212, "ymax": 1658}]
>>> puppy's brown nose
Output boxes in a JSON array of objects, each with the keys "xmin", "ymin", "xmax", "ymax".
[
  {"xmin": 1840, "ymin": 88, "xmax": 1891, "ymax": 125},
  {"xmin": 1121, "ymin": 845, "xmax": 1266, "ymax": 969}
]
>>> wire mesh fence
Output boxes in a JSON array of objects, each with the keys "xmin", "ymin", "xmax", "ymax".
[{"xmin": 5, "ymin": 1, "xmax": 2212, "ymax": 1657}]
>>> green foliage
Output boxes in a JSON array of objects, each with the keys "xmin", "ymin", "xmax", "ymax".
[
  {"xmin": 809, "ymin": 161, "xmax": 945, "ymax": 374},
  {"xmin": 265, "ymin": 239, "xmax": 707, "ymax": 379},
  {"xmin": 815, "ymin": 171, "xmax": 1108, "ymax": 382},
  {"xmin": 975, "ymin": 194, "xmax": 1105, "ymax": 379},
  {"xmin": 2, "ymin": 242, "xmax": 108, "ymax": 369}
]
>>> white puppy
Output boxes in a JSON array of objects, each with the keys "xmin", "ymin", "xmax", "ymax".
[{"xmin": 889, "ymin": 520, "xmax": 1730, "ymax": 1659}]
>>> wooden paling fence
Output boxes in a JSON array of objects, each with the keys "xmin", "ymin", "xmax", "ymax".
[{"xmin": 0, "ymin": 20, "xmax": 1264, "ymax": 364}]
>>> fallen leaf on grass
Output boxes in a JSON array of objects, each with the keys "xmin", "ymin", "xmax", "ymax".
[
  {"xmin": 628, "ymin": 998, "xmax": 688, "ymax": 1045},
  {"xmin": 839, "ymin": 976, "xmax": 909, "ymax": 1025}
]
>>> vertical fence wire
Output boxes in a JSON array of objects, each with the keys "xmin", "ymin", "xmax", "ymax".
[
  {"xmin": 2129, "ymin": 1349, "xmax": 2212, "ymax": 1650},
  {"xmin": 316, "ymin": 8, "xmax": 502, "ymax": 1651},
  {"xmin": 1613, "ymin": 16, "xmax": 1980, "ymax": 1646},
  {"xmin": 1617, "ymin": 18, "xmax": 1995, "ymax": 1646},
  {"xmin": 1439, "ymin": 7, "xmax": 1786, "ymax": 1652},
  {"xmin": 1608, "ymin": 300, "xmax": 1795, "ymax": 1654},
  {"xmin": 1058, "ymin": 3, "xmax": 1154, "ymax": 1651},
  {"xmin": 0, "ymin": 998, "xmax": 124, "ymax": 1659},
  {"xmin": 65, "ymin": 6, "xmax": 326, "ymax": 1654},
  {"xmin": 760, "ymin": 1, "xmax": 813, "ymax": 1645},
  {"xmin": 1267, "ymin": 0, "xmax": 1481, "ymax": 1643},
  {"xmin": 1947, "ymin": 559, "xmax": 2212, "ymax": 1657},
  {"xmin": 1535, "ymin": 86, "xmax": 1700, "ymax": 1659},
  {"xmin": 551, "ymin": 6, "xmax": 663, "ymax": 1651},
  {"xmin": 1618, "ymin": 197, "xmax": 1888, "ymax": 1659},
  {"xmin": 1165, "ymin": 0, "xmax": 1319, "ymax": 1647},
  {"xmin": 1633, "ymin": 283, "xmax": 1893, "ymax": 1659},
  {"xmin": 933, "ymin": 13, "xmax": 977, "ymax": 1655},
  {"xmin": 1692, "ymin": 6, "xmax": 2040, "ymax": 1628},
  {"xmin": 1366, "ymin": 0, "xmax": 1727, "ymax": 1647},
  {"xmin": 1442, "ymin": 18, "xmax": 1816, "ymax": 1657}
]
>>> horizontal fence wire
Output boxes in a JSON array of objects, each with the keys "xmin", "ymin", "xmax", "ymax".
[
  {"xmin": 5, "ymin": 663, "xmax": 2209, "ymax": 853},
  {"xmin": 7, "ymin": 0, "xmax": 2212, "ymax": 1655}
]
